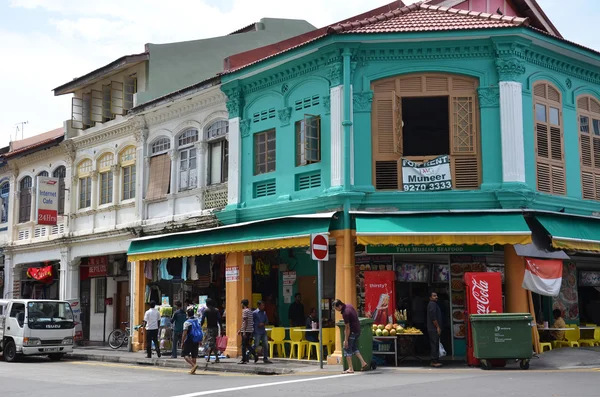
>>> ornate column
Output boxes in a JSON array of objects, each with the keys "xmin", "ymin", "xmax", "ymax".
[
  {"xmin": 131, "ymin": 260, "xmax": 147, "ymax": 352},
  {"xmin": 7, "ymin": 166, "xmax": 18, "ymax": 241},
  {"xmin": 133, "ymin": 119, "xmax": 148, "ymax": 219},
  {"xmin": 329, "ymin": 62, "xmax": 344, "ymax": 188},
  {"xmin": 494, "ymin": 41, "xmax": 528, "ymax": 184},
  {"xmin": 90, "ymin": 171, "xmax": 99, "ymax": 209},
  {"xmin": 224, "ymin": 85, "xmax": 244, "ymax": 207},
  {"xmin": 111, "ymin": 165, "xmax": 121, "ymax": 204},
  {"xmin": 59, "ymin": 248, "xmax": 79, "ymax": 300},
  {"xmin": 3, "ymin": 255, "xmax": 12, "ymax": 299}
]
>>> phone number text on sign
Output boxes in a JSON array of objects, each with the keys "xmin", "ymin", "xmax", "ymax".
[{"xmin": 402, "ymin": 155, "xmax": 452, "ymax": 192}]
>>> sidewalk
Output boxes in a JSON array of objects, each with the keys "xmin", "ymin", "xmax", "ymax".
[{"xmin": 67, "ymin": 346, "xmax": 340, "ymax": 375}]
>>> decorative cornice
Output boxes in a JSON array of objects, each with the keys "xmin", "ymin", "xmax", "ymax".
[
  {"xmin": 8, "ymin": 144, "xmax": 66, "ymax": 169},
  {"xmin": 278, "ymin": 107, "xmax": 292, "ymax": 126},
  {"xmin": 144, "ymin": 92, "xmax": 226, "ymax": 127},
  {"xmin": 477, "ymin": 86, "xmax": 500, "ymax": 108},
  {"xmin": 71, "ymin": 120, "xmax": 136, "ymax": 150},
  {"xmin": 353, "ymin": 91, "xmax": 373, "ymax": 113},
  {"xmin": 495, "ymin": 57, "xmax": 526, "ymax": 81},
  {"xmin": 240, "ymin": 119, "xmax": 251, "ymax": 138},
  {"xmin": 353, "ymin": 44, "xmax": 495, "ymax": 63},
  {"xmin": 522, "ymin": 48, "xmax": 600, "ymax": 86}
]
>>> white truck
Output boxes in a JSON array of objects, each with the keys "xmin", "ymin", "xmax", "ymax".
[{"xmin": 0, "ymin": 299, "xmax": 75, "ymax": 362}]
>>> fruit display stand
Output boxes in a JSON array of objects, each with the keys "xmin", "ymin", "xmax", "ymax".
[
  {"xmin": 372, "ymin": 323, "xmax": 423, "ymax": 366},
  {"xmin": 373, "ymin": 336, "xmax": 398, "ymax": 366}
]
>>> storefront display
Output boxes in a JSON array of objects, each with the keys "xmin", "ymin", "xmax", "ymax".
[
  {"xmin": 579, "ymin": 270, "xmax": 600, "ymax": 287},
  {"xmin": 552, "ymin": 261, "xmax": 579, "ymax": 322},
  {"xmin": 364, "ymin": 271, "xmax": 395, "ymax": 324},
  {"xmin": 355, "ymin": 255, "xmax": 393, "ymax": 316}
]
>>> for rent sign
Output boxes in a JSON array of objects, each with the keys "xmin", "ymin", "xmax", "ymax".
[
  {"xmin": 402, "ymin": 155, "xmax": 452, "ymax": 192},
  {"xmin": 36, "ymin": 176, "xmax": 59, "ymax": 225}
]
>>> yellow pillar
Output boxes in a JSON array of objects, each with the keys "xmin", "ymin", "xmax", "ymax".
[
  {"xmin": 224, "ymin": 252, "xmax": 252, "ymax": 358},
  {"xmin": 504, "ymin": 245, "xmax": 529, "ymax": 313},
  {"xmin": 327, "ymin": 230, "xmax": 355, "ymax": 364},
  {"xmin": 131, "ymin": 260, "xmax": 147, "ymax": 352}
]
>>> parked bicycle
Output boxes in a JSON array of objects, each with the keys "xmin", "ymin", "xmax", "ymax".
[{"xmin": 108, "ymin": 322, "xmax": 144, "ymax": 349}]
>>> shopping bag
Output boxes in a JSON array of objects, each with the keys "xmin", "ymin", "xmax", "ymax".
[
  {"xmin": 439, "ymin": 342, "xmax": 447, "ymax": 357},
  {"xmin": 216, "ymin": 335, "xmax": 228, "ymax": 352}
]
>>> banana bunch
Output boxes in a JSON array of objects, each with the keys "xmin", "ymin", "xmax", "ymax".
[{"xmin": 394, "ymin": 309, "xmax": 407, "ymax": 321}]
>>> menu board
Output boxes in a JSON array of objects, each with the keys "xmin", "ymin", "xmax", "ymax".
[
  {"xmin": 396, "ymin": 264, "xmax": 431, "ymax": 282},
  {"xmin": 355, "ymin": 255, "xmax": 393, "ymax": 316},
  {"xmin": 579, "ymin": 271, "xmax": 600, "ymax": 287},
  {"xmin": 449, "ymin": 259, "xmax": 487, "ymax": 357},
  {"xmin": 553, "ymin": 262, "xmax": 579, "ymax": 321}
]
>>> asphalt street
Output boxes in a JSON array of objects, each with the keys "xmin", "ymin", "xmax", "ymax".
[{"xmin": 1, "ymin": 357, "xmax": 599, "ymax": 397}]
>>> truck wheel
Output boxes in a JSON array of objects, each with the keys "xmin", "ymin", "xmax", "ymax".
[
  {"xmin": 49, "ymin": 354, "xmax": 65, "ymax": 361},
  {"xmin": 3, "ymin": 341, "xmax": 18, "ymax": 362}
]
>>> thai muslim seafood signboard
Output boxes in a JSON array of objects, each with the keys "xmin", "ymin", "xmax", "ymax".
[{"xmin": 402, "ymin": 155, "xmax": 452, "ymax": 192}]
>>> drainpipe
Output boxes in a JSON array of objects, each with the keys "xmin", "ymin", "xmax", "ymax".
[{"xmin": 342, "ymin": 47, "xmax": 352, "ymax": 191}]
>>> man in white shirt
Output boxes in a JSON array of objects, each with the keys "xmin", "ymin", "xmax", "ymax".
[{"xmin": 144, "ymin": 301, "xmax": 161, "ymax": 358}]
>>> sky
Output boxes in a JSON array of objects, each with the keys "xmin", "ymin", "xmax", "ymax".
[{"xmin": 0, "ymin": 0, "xmax": 598, "ymax": 148}]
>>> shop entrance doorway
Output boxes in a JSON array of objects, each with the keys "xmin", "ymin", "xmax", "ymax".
[
  {"xmin": 116, "ymin": 281, "xmax": 129, "ymax": 331},
  {"xmin": 80, "ymin": 278, "xmax": 91, "ymax": 341},
  {"xmin": 298, "ymin": 276, "xmax": 317, "ymax": 317}
]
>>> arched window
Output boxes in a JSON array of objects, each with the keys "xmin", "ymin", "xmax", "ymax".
[
  {"xmin": 120, "ymin": 146, "xmax": 136, "ymax": 200},
  {"xmin": 78, "ymin": 159, "xmax": 93, "ymax": 209},
  {"xmin": 151, "ymin": 137, "xmax": 171, "ymax": 155},
  {"xmin": 52, "ymin": 166, "xmax": 66, "ymax": 215},
  {"xmin": 38, "ymin": 171, "xmax": 49, "ymax": 177},
  {"xmin": 578, "ymin": 96, "xmax": 600, "ymax": 200},
  {"xmin": 98, "ymin": 153, "xmax": 114, "ymax": 205},
  {"xmin": 0, "ymin": 181, "xmax": 9, "ymax": 223},
  {"xmin": 206, "ymin": 121, "xmax": 228, "ymax": 185},
  {"xmin": 19, "ymin": 176, "xmax": 32, "ymax": 223},
  {"xmin": 177, "ymin": 129, "xmax": 198, "ymax": 191},
  {"xmin": 533, "ymin": 82, "xmax": 565, "ymax": 195}
]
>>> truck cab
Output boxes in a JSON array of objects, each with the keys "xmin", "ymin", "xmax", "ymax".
[{"xmin": 0, "ymin": 299, "xmax": 75, "ymax": 362}]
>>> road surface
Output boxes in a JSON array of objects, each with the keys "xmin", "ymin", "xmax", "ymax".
[{"xmin": 1, "ymin": 357, "xmax": 598, "ymax": 397}]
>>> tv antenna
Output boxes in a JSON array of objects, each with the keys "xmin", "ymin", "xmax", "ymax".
[{"xmin": 15, "ymin": 121, "xmax": 28, "ymax": 141}]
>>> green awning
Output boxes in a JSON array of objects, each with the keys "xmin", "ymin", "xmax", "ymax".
[
  {"xmin": 355, "ymin": 213, "xmax": 532, "ymax": 246},
  {"xmin": 127, "ymin": 214, "xmax": 333, "ymax": 262},
  {"xmin": 535, "ymin": 214, "xmax": 600, "ymax": 252}
]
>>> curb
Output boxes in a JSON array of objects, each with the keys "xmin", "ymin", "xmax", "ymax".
[{"xmin": 65, "ymin": 354, "xmax": 296, "ymax": 375}]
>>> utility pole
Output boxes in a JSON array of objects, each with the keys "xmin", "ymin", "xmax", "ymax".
[{"xmin": 15, "ymin": 121, "xmax": 28, "ymax": 140}]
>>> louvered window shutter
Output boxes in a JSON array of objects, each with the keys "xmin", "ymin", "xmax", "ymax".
[
  {"xmin": 578, "ymin": 96, "xmax": 600, "ymax": 200},
  {"xmin": 372, "ymin": 91, "xmax": 399, "ymax": 189},
  {"xmin": 450, "ymin": 94, "xmax": 480, "ymax": 189},
  {"xmin": 534, "ymin": 83, "xmax": 565, "ymax": 195}
]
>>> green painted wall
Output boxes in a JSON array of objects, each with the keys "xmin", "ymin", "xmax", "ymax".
[
  {"xmin": 136, "ymin": 18, "xmax": 316, "ymax": 104},
  {"xmin": 219, "ymin": 28, "xmax": 600, "ymax": 225}
]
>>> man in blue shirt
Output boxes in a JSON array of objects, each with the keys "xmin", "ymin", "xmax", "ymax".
[{"xmin": 253, "ymin": 300, "xmax": 272, "ymax": 364}]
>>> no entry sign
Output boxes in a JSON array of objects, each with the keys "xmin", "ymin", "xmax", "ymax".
[{"xmin": 311, "ymin": 233, "xmax": 329, "ymax": 261}]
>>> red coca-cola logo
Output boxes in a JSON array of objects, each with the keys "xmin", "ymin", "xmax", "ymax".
[{"xmin": 471, "ymin": 277, "xmax": 491, "ymax": 314}]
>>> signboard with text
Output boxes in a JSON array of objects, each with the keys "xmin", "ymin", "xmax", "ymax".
[
  {"xmin": 366, "ymin": 244, "xmax": 494, "ymax": 255},
  {"xmin": 36, "ymin": 176, "xmax": 59, "ymax": 225},
  {"xmin": 402, "ymin": 155, "xmax": 452, "ymax": 192},
  {"xmin": 88, "ymin": 256, "xmax": 108, "ymax": 277},
  {"xmin": 225, "ymin": 266, "xmax": 239, "ymax": 282}
]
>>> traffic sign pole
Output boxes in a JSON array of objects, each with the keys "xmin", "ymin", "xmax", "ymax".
[
  {"xmin": 317, "ymin": 259, "xmax": 323, "ymax": 369},
  {"xmin": 311, "ymin": 233, "xmax": 328, "ymax": 369}
]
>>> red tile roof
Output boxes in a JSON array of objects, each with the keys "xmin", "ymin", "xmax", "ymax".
[
  {"xmin": 6, "ymin": 127, "xmax": 64, "ymax": 158},
  {"xmin": 328, "ymin": 3, "xmax": 529, "ymax": 34}
]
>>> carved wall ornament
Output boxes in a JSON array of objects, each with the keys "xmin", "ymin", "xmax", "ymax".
[
  {"xmin": 328, "ymin": 63, "xmax": 343, "ymax": 87},
  {"xmin": 353, "ymin": 91, "xmax": 374, "ymax": 113},
  {"xmin": 111, "ymin": 164, "xmax": 121, "ymax": 176},
  {"xmin": 225, "ymin": 86, "xmax": 244, "ymax": 119},
  {"xmin": 240, "ymin": 119, "xmax": 251, "ymax": 138},
  {"xmin": 495, "ymin": 57, "xmax": 526, "ymax": 81},
  {"xmin": 322, "ymin": 95, "xmax": 331, "ymax": 115},
  {"xmin": 195, "ymin": 142, "xmax": 208, "ymax": 154},
  {"xmin": 566, "ymin": 78, "xmax": 572, "ymax": 89},
  {"xmin": 477, "ymin": 87, "xmax": 500, "ymax": 108},
  {"xmin": 278, "ymin": 107, "xmax": 292, "ymax": 126}
]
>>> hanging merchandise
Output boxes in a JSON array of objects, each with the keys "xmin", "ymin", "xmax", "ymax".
[
  {"xmin": 145, "ymin": 262, "xmax": 152, "ymax": 280},
  {"xmin": 181, "ymin": 257, "xmax": 188, "ymax": 281},
  {"xmin": 159, "ymin": 259, "xmax": 173, "ymax": 280},
  {"xmin": 190, "ymin": 256, "xmax": 198, "ymax": 281}
]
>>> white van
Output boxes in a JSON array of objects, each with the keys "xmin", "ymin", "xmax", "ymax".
[{"xmin": 0, "ymin": 299, "xmax": 75, "ymax": 362}]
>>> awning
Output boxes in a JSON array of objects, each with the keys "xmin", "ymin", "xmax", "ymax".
[
  {"xmin": 355, "ymin": 213, "xmax": 532, "ymax": 246},
  {"xmin": 127, "ymin": 213, "xmax": 334, "ymax": 262},
  {"xmin": 534, "ymin": 214, "xmax": 600, "ymax": 252}
]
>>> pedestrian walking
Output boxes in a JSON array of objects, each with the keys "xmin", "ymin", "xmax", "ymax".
[
  {"xmin": 238, "ymin": 299, "xmax": 255, "ymax": 364},
  {"xmin": 144, "ymin": 301, "xmax": 161, "ymax": 358},
  {"xmin": 427, "ymin": 291, "xmax": 443, "ymax": 368},
  {"xmin": 181, "ymin": 308, "xmax": 202, "ymax": 374},
  {"xmin": 170, "ymin": 301, "xmax": 187, "ymax": 358},
  {"xmin": 334, "ymin": 299, "xmax": 368, "ymax": 374},
  {"xmin": 253, "ymin": 300, "xmax": 272, "ymax": 363},
  {"xmin": 201, "ymin": 298, "xmax": 222, "ymax": 363}
]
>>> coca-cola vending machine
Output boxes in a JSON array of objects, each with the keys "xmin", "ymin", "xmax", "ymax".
[{"xmin": 464, "ymin": 272, "xmax": 503, "ymax": 366}]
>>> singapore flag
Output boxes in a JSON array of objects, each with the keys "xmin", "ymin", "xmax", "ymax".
[{"xmin": 522, "ymin": 258, "xmax": 563, "ymax": 297}]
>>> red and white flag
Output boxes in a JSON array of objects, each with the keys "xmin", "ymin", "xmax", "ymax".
[{"xmin": 522, "ymin": 258, "xmax": 563, "ymax": 297}]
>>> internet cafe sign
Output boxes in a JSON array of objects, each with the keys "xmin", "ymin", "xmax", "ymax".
[
  {"xmin": 36, "ymin": 176, "xmax": 59, "ymax": 225},
  {"xmin": 402, "ymin": 155, "xmax": 452, "ymax": 192}
]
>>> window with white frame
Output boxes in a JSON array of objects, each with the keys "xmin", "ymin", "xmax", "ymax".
[
  {"xmin": 1, "ymin": 182, "xmax": 9, "ymax": 223},
  {"xmin": 207, "ymin": 121, "xmax": 229, "ymax": 185},
  {"xmin": 78, "ymin": 159, "xmax": 92, "ymax": 209},
  {"xmin": 147, "ymin": 137, "xmax": 172, "ymax": 200},
  {"xmin": 98, "ymin": 153, "xmax": 114, "ymax": 205},
  {"xmin": 52, "ymin": 166, "xmax": 66, "ymax": 215},
  {"xmin": 296, "ymin": 115, "xmax": 321, "ymax": 166},
  {"xmin": 19, "ymin": 176, "xmax": 32, "ymax": 223},
  {"xmin": 178, "ymin": 129, "xmax": 198, "ymax": 191},
  {"xmin": 120, "ymin": 146, "xmax": 136, "ymax": 200}
]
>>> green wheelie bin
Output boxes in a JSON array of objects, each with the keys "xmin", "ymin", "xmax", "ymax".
[
  {"xmin": 337, "ymin": 318, "xmax": 376, "ymax": 371},
  {"xmin": 470, "ymin": 313, "xmax": 534, "ymax": 370}
]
